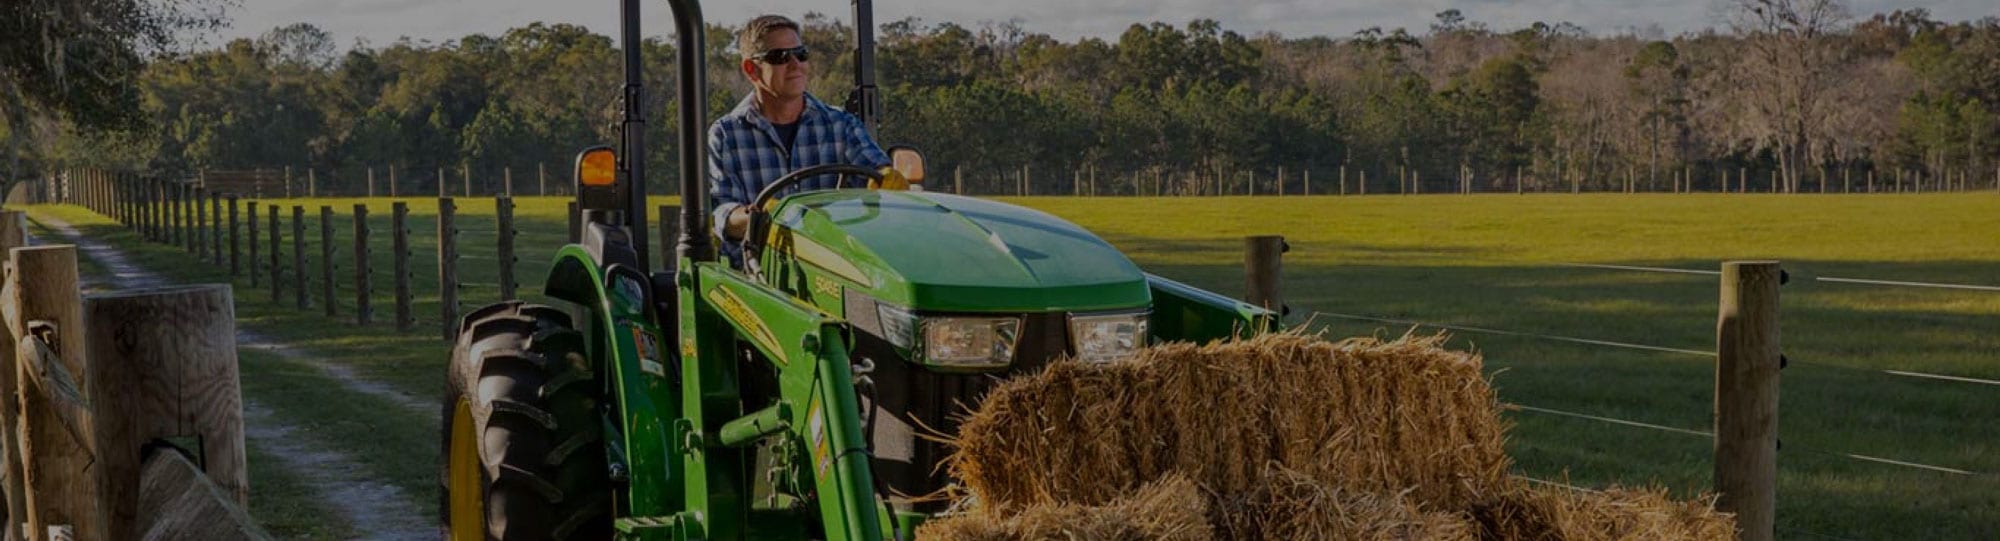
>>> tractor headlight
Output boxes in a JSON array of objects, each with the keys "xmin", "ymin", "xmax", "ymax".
[
  {"xmin": 918, "ymin": 316, "xmax": 1020, "ymax": 369},
  {"xmin": 1069, "ymin": 311, "xmax": 1149, "ymax": 364},
  {"xmin": 876, "ymin": 303, "xmax": 915, "ymax": 349}
]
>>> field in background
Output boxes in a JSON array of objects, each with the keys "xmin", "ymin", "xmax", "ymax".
[{"xmin": 24, "ymin": 193, "xmax": 1999, "ymax": 539}]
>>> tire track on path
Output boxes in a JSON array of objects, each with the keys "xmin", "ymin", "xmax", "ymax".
[{"xmin": 29, "ymin": 213, "xmax": 433, "ymax": 540}]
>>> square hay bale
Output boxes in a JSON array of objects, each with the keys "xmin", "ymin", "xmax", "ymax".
[
  {"xmin": 916, "ymin": 475, "xmax": 1213, "ymax": 541},
  {"xmin": 1212, "ymin": 464, "xmax": 1477, "ymax": 541},
  {"xmin": 1470, "ymin": 482, "xmax": 1736, "ymax": 541},
  {"xmin": 948, "ymin": 332, "xmax": 1511, "ymax": 513}
]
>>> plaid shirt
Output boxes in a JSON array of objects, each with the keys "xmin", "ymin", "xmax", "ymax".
[{"xmin": 707, "ymin": 93, "xmax": 889, "ymax": 248}]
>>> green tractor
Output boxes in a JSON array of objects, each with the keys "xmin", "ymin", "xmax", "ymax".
[{"xmin": 439, "ymin": 0, "xmax": 1279, "ymax": 539}]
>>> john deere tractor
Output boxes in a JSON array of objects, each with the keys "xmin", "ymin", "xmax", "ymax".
[{"xmin": 439, "ymin": 0, "xmax": 1277, "ymax": 539}]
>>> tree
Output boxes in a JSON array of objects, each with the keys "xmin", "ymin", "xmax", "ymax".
[
  {"xmin": 1725, "ymin": 0, "xmax": 1852, "ymax": 192},
  {"xmin": 0, "ymin": 0, "xmax": 227, "ymax": 198}
]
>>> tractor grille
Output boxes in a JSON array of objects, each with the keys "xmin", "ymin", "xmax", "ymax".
[{"xmin": 861, "ymin": 312, "xmax": 1068, "ymax": 512}]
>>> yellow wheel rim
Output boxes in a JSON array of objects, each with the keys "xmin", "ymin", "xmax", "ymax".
[{"xmin": 448, "ymin": 397, "xmax": 484, "ymax": 541}]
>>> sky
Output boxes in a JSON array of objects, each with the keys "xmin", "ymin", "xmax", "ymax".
[{"xmin": 214, "ymin": 0, "xmax": 1998, "ymax": 48}]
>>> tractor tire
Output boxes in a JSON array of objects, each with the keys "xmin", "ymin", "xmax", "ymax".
[{"xmin": 440, "ymin": 301, "xmax": 611, "ymax": 540}]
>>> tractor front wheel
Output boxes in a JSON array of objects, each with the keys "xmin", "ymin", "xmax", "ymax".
[{"xmin": 441, "ymin": 301, "xmax": 610, "ymax": 540}]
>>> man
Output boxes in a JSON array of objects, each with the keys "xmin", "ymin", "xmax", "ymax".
[{"xmin": 708, "ymin": 14, "xmax": 896, "ymax": 251}]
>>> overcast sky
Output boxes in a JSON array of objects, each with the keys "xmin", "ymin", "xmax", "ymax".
[{"xmin": 215, "ymin": 0, "xmax": 1998, "ymax": 48}]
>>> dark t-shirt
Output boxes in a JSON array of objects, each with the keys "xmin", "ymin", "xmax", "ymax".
[{"xmin": 773, "ymin": 119, "xmax": 800, "ymax": 153}]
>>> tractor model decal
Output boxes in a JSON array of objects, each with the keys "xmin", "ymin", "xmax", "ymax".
[
  {"xmin": 810, "ymin": 274, "xmax": 842, "ymax": 302},
  {"xmin": 792, "ymin": 235, "xmax": 872, "ymax": 287},
  {"xmin": 707, "ymin": 285, "xmax": 788, "ymax": 366}
]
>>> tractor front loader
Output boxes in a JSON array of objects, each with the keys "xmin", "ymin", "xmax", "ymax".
[{"xmin": 439, "ymin": 0, "xmax": 1279, "ymax": 539}]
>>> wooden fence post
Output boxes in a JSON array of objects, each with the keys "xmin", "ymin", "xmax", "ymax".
[
  {"xmin": 211, "ymin": 191, "xmax": 223, "ymax": 266},
  {"xmin": 539, "ymin": 162, "xmax": 547, "ymax": 196},
  {"xmin": 354, "ymin": 204, "xmax": 372, "ymax": 325},
  {"xmin": 463, "ymin": 167, "xmax": 472, "ymax": 198},
  {"xmin": 437, "ymin": 167, "xmax": 446, "ymax": 198},
  {"xmin": 659, "ymin": 205, "xmax": 680, "ymax": 270},
  {"xmin": 308, "ymin": 169, "xmax": 317, "ymax": 198},
  {"xmin": 9, "ymin": 245, "xmax": 109, "ymax": 541},
  {"xmin": 228, "ymin": 195, "xmax": 240, "ymax": 277},
  {"xmin": 321, "ymin": 206, "xmax": 336, "ymax": 317},
  {"xmin": 390, "ymin": 164, "xmax": 398, "ymax": 198},
  {"xmin": 439, "ymin": 198, "xmax": 458, "ymax": 340},
  {"xmin": 367, "ymin": 168, "xmax": 376, "ymax": 198},
  {"xmin": 293, "ymin": 206, "xmax": 307, "ymax": 310},
  {"xmin": 393, "ymin": 202, "xmax": 413, "ymax": 332},
  {"xmin": 284, "ymin": 166, "xmax": 293, "ymax": 198},
  {"xmin": 504, "ymin": 167, "xmax": 513, "ymax": 197},
  {"xmin": 1244, "ymin": 235, "xmax": 1287, "ymax": 317},
  {"xmin": 84, "ymin": 284, "xmax": 249, "ymax": 540},
  {"xmin": 567, "ymin": 202, "xmax": 581, "ymax": 243},
  {"xmin": 0, "ymin": 212, "xmax": 28, "ymax": 537},
  {"xmin": 248, "ymin": 202, "xmax": 260, "ymax": 287},
  {"xmin": 497, "ymin": 197, "xmax": 516, "ymax": 301},
  {"xmin": 1715, "ymin": 260, "xmax": 1782, "ymax": 541},
  {"xmin": 169, "ymin": 184, "xmax": 181, "ymax": 248},
  {"xmin": 269, "ymin": 206, "xmax": 282, "ymax": 303}
]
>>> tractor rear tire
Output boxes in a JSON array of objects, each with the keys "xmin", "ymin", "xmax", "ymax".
[{"xmin": 441, "ymin": 301, "xmax": 611, "ymax": 540}]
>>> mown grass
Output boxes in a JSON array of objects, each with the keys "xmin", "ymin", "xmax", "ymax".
[{"xmin": 26, "ymin": 192, "xmax": 2000, "ymax": 540}]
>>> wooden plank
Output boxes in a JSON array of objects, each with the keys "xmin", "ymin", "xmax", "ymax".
[
  {"xmin": 9, "ymin": 245, "xmax": 107, "ymax": 540},
  {"xmin": 135, "ymin": 451, "xmax": 269, "ymax": 541},
  {"xmin": 87, "ymin": 285, "xmax": 248, "ymax": 540}
]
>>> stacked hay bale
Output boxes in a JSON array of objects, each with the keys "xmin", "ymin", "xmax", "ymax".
[{"xmin": 918, "ymin": 333, "xmax": 1735, "ymax": 541}]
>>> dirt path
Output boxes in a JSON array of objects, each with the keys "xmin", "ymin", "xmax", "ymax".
[{"xmin": 30, "ymin": 214, "xmax": 434, "ymax": 540}]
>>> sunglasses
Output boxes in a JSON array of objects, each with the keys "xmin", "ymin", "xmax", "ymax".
[{"xmin": 755, "ymin": 46, "xmax": 811, "ymax": 65}]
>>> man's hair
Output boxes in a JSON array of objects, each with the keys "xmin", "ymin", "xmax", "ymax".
[{"xmin": 738, "ymin": 15, "xmax": 800, "ymax": 61}]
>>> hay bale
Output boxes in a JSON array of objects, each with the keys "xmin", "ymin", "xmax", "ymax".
[
  {"xmin": 916, "ymin": 475, "xmax": 1213, "ymax": 541},
  {"xmin": 949, "ymin": 332, "xmax": 1510, "ymax": 513},
  {"xmin": 935, "ymin": 332, "xmax": 1736, "ymax": 540},
  {"xmin": 1470, "ymin": 482, "xmax": 1736, "ymax": 541},
  {"xmin": 1213, "ymin": 464, "xmax": 1477, "ymax": 541}
]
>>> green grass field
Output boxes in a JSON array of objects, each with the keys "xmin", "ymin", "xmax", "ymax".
[{"xmin": 24, "ymin": 192, "xmax": 1999, "ymax": 539}]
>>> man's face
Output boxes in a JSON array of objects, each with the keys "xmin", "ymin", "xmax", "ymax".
[{"xmin": 745, "ymin": 28, "xmax": 809, "ymax": 101}]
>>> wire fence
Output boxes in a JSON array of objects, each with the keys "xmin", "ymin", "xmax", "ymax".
[
  {"xmin": 35, "ymin": 166, "xmax": 1999, "ymax": 539},
  {"xmin": 1290, "ymin": 253, "xmax": 1997, "ymax": 539}
]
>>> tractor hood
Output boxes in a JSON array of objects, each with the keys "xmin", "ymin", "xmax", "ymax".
[{"xmin": 771, "ymin": 190, "xmax": 1150, "ymax": 312}]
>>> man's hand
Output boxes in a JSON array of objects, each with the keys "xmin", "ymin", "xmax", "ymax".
[
  {"xmin": 723, "ymin": 205, "xmax": 751, "ymax": 240},
  {"xmin": 869, "ymin": 166, "xmax": 910, "ymax": 191}
]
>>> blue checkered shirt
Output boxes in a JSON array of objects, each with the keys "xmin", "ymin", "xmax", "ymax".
[{"xmin": 707, "ymin": 93, "xmax": 889, "ymax": 251}]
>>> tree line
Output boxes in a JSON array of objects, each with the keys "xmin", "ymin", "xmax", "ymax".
[{"xmin": 9, "ymin": 0, "xmax": 1999, "ymax": 195}]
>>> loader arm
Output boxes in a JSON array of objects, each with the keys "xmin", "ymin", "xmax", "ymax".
[{"xmin": 692, "ymin": 263, "xmax": 888, "ymax": 541}]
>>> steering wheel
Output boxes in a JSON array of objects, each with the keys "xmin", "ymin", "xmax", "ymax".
[{"xmin": 741, "ymin": 163, "xmax": 885, "ymax": 264}]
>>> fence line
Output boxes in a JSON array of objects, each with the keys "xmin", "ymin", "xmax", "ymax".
[
  {"xmin": 1506, "ymin": 403, "xmax": 1714, "ymax": 438},
  {"xmin": 1307, "ymin": 310, "xmax": 1715, "ymax": 357},
  {"xmin": 1508, "ymin": 402, "xmax": 1990, "ymax": 477},
  {"xmin": 1880, "ymin": 370, "xmax": 2000, "ymax": 387},
  {"xmin": 1557, "ymin": 261, "xmax": 2000, "ymax": 293}
]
